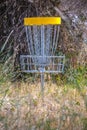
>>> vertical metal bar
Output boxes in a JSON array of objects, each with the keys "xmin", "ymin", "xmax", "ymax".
[
  {"xmin": 28, "ymin": 26, "xmax": 34, "ymax": 55},
  {"xmin": 25, "ymin": 26, "xmax": 31, "ymax": 54},
  {"xmin": 33, "ymin": 26, "xmax": 41, "ymax": 64},
  {"xmin": 54, "ymin": 26, "xmax": 60, "ymax": 52},
  {"xmin": 53, "ymin": 57, "xmax": 54, "ymax": 71},
  {"xmin": 40, "ymin": 25, "xmax": 45, "ymax": 99},
  {"xmin": 46, "ymin": 25, "xmax": 51, "ymax": 56},
  {"xmin": 41, "ymin": 72, "xmax": 44, "ymax": 101},
  {"xmin": 62, "ymin": 56, "xmax": 65, "ymax": 73},
  {"xmin": 38, "ymin": 26, "xmax": 41, "ymax": 56},
  {"xmin": 52, "ymin": 25, "xmax": 57, "ymax": 55},
  {"xmin": 30, "ymin": 56, "xmax": 31, "ymax": 70},
  {"xmin": 27, "ymin": 57, "xmax": 29, "ymax": 71},
  {"xmin": 41, "ymin": 25, "xmax": 45, "ymax": 57},
  {"xmin": 50, "ymin": 25, "xmax": 53, "ymax": 56},
  {"xmin": 22, "ymin": 57, "xmax": 25, "ymax": 70},
  {"xmin": 57, "ymin": 58, "xmax": 60, "ymax": 72},
  {"xmin": 33, "ymin": 26, "xmax": 38, "ymax": 55}
]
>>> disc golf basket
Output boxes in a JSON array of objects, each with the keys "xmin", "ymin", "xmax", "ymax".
[{"xmin": 20, "ymin": 17, "xmax": 65, "ymax": 94}]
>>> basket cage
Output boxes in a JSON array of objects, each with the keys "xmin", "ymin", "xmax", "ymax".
[{"xmin": 20, "ymin": 18, "xmax": 65, "ymax": 73}]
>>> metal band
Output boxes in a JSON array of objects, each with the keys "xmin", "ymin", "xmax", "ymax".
[{"xmin": 24, "ymin": 17, "xmax": 61, "ymax": 25}]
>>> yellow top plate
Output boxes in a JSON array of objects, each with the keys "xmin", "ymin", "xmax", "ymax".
[{"xmin": 24, "ymin": 17, "xmax": 61, "ymax": 26}]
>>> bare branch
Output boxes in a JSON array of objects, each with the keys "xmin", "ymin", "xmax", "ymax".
[{"xmin": 1, "ymin": 30, "xmax": 14, "ymax": 53}]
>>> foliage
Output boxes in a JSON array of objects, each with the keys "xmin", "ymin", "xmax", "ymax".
[
  {"xmin": 82, "ymin": 118, "xmax": 87, "ymax": 130},
  {"xmin": 65, "ymin": 66, "xmax": 87, "ymax": 90},
  {"xmin": 52, "ymin": 64, "xmax": 87, "ymax": 93}
]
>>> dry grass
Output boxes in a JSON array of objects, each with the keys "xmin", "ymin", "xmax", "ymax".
[{"xmin": 0, "ymin": 80, "xmax": 87, "ymax": 130}]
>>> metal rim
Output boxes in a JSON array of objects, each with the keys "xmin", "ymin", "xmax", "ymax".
[{"xmin": 24, "ymin": 17, "xmax": 61, "ymax": 26}]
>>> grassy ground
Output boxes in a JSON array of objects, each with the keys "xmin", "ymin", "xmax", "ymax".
[{"xmin": 0, "ymin": 65, "xmax": 87, "ymax": 130}]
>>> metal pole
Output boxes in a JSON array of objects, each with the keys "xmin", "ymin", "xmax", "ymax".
[
  {"xmin": 41, "ymin": 25, "xmax": 45, "ymax": 102},
  {"xmin": 41, "ymin": 71, "xmax": 44, "ymax": 102}
]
